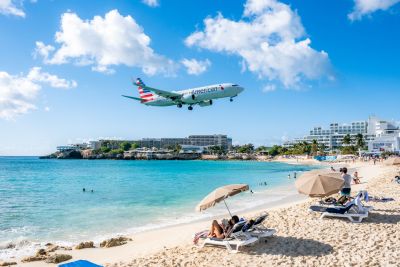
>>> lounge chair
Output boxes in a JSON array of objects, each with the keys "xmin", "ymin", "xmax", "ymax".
[
  {"xmin": 243, "ymin": 214, "xmax": 277, "ymax": 239},
  {"xmin": 317, "ymin": 191, "xmax": 373, "ymax": 212},
  {"xmin": 200, "ymin": 221, "xmax": 258, "ymax": 253},
  {"xmin": 309, "ymin": 196, "xmax": 371, "ymax": 223}
]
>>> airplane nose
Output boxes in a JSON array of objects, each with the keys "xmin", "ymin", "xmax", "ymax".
[{"xmin": 237, "ymin": 87, "xmax": 244, "ymax": 94}]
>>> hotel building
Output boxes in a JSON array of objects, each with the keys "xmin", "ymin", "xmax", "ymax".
[
  {"xmin": 284, "ymin": 116, "xmax": 400, "ymax": 153},
  {"xmin": 95, "ymin": 134, "xmax": 233, "ymax": 151}
]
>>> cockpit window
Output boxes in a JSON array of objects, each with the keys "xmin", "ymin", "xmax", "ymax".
[{"xmin": 232, "ymin": 84, "xmax": 238, "ymax": 86}]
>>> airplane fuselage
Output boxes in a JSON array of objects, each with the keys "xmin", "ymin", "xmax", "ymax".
[{"xmin": 144, "ymin": 83, "xmax": 244, "ymax": 106}]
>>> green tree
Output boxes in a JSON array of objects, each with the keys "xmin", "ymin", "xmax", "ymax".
[
  {"xmin": 268, "ymin": 145, "xmax": 282, "ymax": 156},
  {"xmin": 255, "ymin": 146, "xmax": 269, "ymax": 154},
  {"xmin": 341, "ymin": 145, "xmax": 357, "ymax": 155},
  {"xmin": 100, "ymin": 146, "xmax": 111, "ymax": 153},
  {"xmin": 173, "ymin": 144, "xmax": 182, "ymax": 153},
  {"xmin": 311, "ymin": 139, "xmax": 318, "ymax": 156},
  {"xmin": 318, "ymin": 143, "xmax": 327, "ymax": 154},
  {"xmin": 131, "ymin": 143, "xmax": 139, "ymax": 149},
  {"xmin": 120, "ymin": 141, "xmax": 132, "ymax": 151},
  {"xmin": 237, "ymin": 144, "xmax": 255, "ymax": 154},
  {"xmin": 355, "ymin": 133, "xmax": 365, "ymax": 150},
  {"xmin": 110, "ymin": 148, "xmax": 124, "ymax": 155},
  {"xmin": 342, "ymin": 134, "xmax": 351, "ymax": 145}
]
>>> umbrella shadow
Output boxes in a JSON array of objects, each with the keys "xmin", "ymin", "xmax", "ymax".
[{"xmin": 243, "ymin": 236, "xmax": 333, "ymax": 257}]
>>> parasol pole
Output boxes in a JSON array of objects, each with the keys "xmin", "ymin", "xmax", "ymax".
[{"xmin": 223, "ymin": 199, "xmax": 233, "ymax": 217}]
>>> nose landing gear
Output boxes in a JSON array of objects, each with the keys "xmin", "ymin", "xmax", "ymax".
[
  {"xmin": 188, "ymin": 106, "xmax": 193, "ymax": 111},
  {"xmin": 177, "ymin": 103, "xmax": 182, "ymax": 108}
]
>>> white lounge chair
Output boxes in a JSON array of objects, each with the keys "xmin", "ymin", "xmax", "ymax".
[
  {"xmin": 317, "ymin": 191, "xmax": 374, "ymax": 212},
  {"xmin": 309, "ymin": 196, "xmax": 371, "ymax": 223},
  {"xmin": 200, "ymin": 221, "xmax": 258, "ymax": 253},
  {"xmin": 244, "ymin": 214, "xmax": 277, "ymax": 239}
]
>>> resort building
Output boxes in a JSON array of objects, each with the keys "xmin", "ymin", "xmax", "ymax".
[
  {"xmin": 284, "ymin": 116, "xmax": 400, "ymax": 153},
  {"xmin": 95, "ymin": 134, "xmax": 233, "ymax": 151}
]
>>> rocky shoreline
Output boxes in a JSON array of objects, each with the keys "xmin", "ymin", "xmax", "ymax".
[{"xmin": 39, "ymin": 149, "xmax": 271, "ymax": 161}]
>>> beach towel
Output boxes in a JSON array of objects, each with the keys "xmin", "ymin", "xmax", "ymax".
[
  {"xmin": 59, "ymin": 260, "xmax": 103, "ymax": 267},
  {"xmin": 193, "ymin": 230, "xmax": 209, "ymax": 245},
  {"xmin": 368, "ymin": 196, "xmax": 394, "ymax": 202}
]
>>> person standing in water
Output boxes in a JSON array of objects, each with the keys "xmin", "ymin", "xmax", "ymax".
[
  {"xmin": 288, "ymin": 174, "xmax": 291, "ymax": 179},
  {"xmin": 294, "ymin": 172, "xmax": 297, "ymax": 179}
]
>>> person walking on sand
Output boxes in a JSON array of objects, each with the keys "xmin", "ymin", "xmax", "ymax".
[
  {"xmin": 340, "ymin": 167, "xmax": 352, "ymax": 196},
  {"xmin": 294, "ymin": 172, "xmax": 297, "ymax": 179},
  {"xmin": 288, "ymin": 174, "xmax": 291, "ymax": 179}
]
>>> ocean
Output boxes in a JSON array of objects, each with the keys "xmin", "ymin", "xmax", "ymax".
[{"xmin": 0, "ymin": 157, "xmax": 316, "ymax": 260}]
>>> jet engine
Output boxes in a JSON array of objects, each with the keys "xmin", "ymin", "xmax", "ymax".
[
  {"xmin": 182, "ymin": 94, "xmax": 197, "ymax": 104},
  {"xmin": 199, "ymin": 100, "xmax": 213, "ymax": 107}
]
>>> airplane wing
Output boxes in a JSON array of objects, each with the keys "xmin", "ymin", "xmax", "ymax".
[
  {"xmin": 144, "ymin": 86, "xmax": 182, "ymax": 100},
  {"xmin": 122, "ymin": 95, "xmax": 143, "ymax": 101}
]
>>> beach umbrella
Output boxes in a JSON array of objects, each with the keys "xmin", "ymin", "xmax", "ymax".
[
  {"xmin": 196, "ymin": 184, "xmax": 249, "ymax": 216},
  {"xmin": 385, "ymin": 157, "xmax": 400, "ymax": 166},
  {"xmin": 295, "ymin": 170, "xmax": 344, "ymax": 197}
]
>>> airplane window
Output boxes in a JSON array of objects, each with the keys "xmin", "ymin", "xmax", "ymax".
[{"xmin": 232, "ymin": 84, "xmax": 238, "ymax": 86}]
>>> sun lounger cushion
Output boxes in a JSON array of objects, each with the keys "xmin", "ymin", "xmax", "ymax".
[{"xmin": 310, "ymin": 204, "xmax": 354, "ymax": 214}]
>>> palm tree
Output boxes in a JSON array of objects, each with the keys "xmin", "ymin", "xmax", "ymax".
[
  {"xmin": 342, "ymin": 134, "xmax": 351, "ymax": 145},
  {"xmin": 318, "ymin": 143, "xmax": 326, "ymax": 154},
  {"xmin": 355, "ymin": 133, "xmax": 365, "ymax": 150},
  {"xmin": 311, "ymin": 139, "xmax": 318, "ymax": 155}
]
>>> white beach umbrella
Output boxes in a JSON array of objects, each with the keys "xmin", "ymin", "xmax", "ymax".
[
  {"xmin": 295, "ymin": 170, "xmax": 344, "ymax": 197},
  {"xmin": 195, "ymin": 184, "xmax": 249, "ymax": 216}
]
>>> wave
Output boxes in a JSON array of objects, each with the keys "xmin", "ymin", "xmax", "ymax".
[{"xmin": 0, "ymin": 184, "xmax": 300, "ymax": 261}]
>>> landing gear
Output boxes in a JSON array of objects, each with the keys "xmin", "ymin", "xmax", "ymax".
[
  {"xmin": 177, "ymin": 103, "xmax": 182, "ymax": 108},
  {"xmin": 230, "ymin": 98, "xmax": 233, "ymax": 102},
  {"xmin": 188, "ymin": 106, "xmax": 193, "ymax": 111}
]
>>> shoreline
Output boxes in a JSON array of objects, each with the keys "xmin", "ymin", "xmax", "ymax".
[{"xmin": 10, "ymin": 161, "xmax": 399, "ymax": 266}]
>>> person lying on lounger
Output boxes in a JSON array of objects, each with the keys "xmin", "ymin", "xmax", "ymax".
[{"xmin": 208, "ymin": 215, "xmax": 239, "ymax": 238}]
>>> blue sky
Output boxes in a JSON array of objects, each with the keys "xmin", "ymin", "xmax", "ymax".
[{"xmin": 0, "ymin": 0, "xmax": 400, "ymax": 155}]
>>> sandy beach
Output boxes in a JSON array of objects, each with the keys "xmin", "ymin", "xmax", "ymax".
[{"xmin": 13, "ymin": 161, "xmax": 400, "ymax": 267}]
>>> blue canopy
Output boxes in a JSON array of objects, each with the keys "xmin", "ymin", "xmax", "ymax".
[{"xmin": 59, "ymin": 260, "xmax": 103, "ymax": 267}]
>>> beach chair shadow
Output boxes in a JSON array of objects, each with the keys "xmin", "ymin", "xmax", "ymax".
[
  {"xmin": 243, "ymin": 236, "xmax": 333, "ymax": 257},
  {"xmin": 365, "ymin": 212, "xmax": 400, "ymax": 224}
]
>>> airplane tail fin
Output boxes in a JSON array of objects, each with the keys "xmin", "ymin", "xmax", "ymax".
[{"xmin": 133, "ymin": 78, "xmax": 154, "ymax": 101}]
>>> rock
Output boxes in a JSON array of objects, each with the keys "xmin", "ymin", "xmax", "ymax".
[
  {"xmin": 75, "ymin": 241, "xmax": 95, "ymax": 250},
  {"xmin": 21, "ymin": 255, "xmax": 47, "ymax": 262},
  {"xmin": 46, "ymin": 245, "xmax": 59, "ymax": 253},
  {"xmin": 100, "ymin": 236, "xmax": 132, "ymax": 248},
  {"xmin": 35, "ymin": 248, "xmax": 47, "ymax": 256},
  {"xmin": 45, "ymin": 254, "xmax": 72, "ymax": 264},
  {"xmin": 0, "ymin": 262, "xmax": 17, "ymax": 266}
]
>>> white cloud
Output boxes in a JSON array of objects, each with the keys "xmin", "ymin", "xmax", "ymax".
[
  {"xmin": 349, "ymin": 0, "xmax": 400, "ymax": 20},
  {"xmin": 34, "ymin": 41, "xmax": 55, "ymax": 63},
  {"xmin": 0, "ymin": 67, "xmax": 76, "ymax": 120},
  {"xmin": 44, "ymin": 106, "xmax": 50, "ymax": 112},
  {"xmin": 262, "ymin": 84, "xmax": 276, "ymax": 93},
  {"xmin": 0, "ymin": 0, "xmax": 25, "ymax": 17},
  {"xmin": 185, "ymin": 0, "xmax": 331, "ymax": 89},
  {"xmin": 142, "ymin": 0, "xmax": 159, "ymax": 7},
  {"xmin": 181, "ymin": 58, "xmax": 211, "ymax": 75},
  {"xmin": 36, "ymin": 9, "xmax": 175, "ymax": 75}
]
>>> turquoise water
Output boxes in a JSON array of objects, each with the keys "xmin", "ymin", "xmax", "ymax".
[{"xmin": 0, "ymin": 157, "xmax": 316, "ymax": 259}]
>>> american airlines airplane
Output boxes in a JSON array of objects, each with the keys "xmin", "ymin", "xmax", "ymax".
[{"xmin": 122, "ymin": 78, "xmax": 244, "ymax": 110}]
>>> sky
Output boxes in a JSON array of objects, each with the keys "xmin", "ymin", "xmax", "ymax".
[{"xmin": 0, "ymin": 0, "xmax": 400, "ymax": 155}]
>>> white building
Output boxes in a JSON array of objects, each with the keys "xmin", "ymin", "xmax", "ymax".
[
  {"xmin": 284, "ymin": 116, "xmax": 400, "ymax": 152},
  {"xmin": 367, "ymin": 117, "xmax": 400, "ymax": 153}
]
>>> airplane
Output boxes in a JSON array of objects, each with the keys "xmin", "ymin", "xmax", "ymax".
[{"xmin": 122, "ymin": 78, "xmax": 244, "ymax": 110}]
